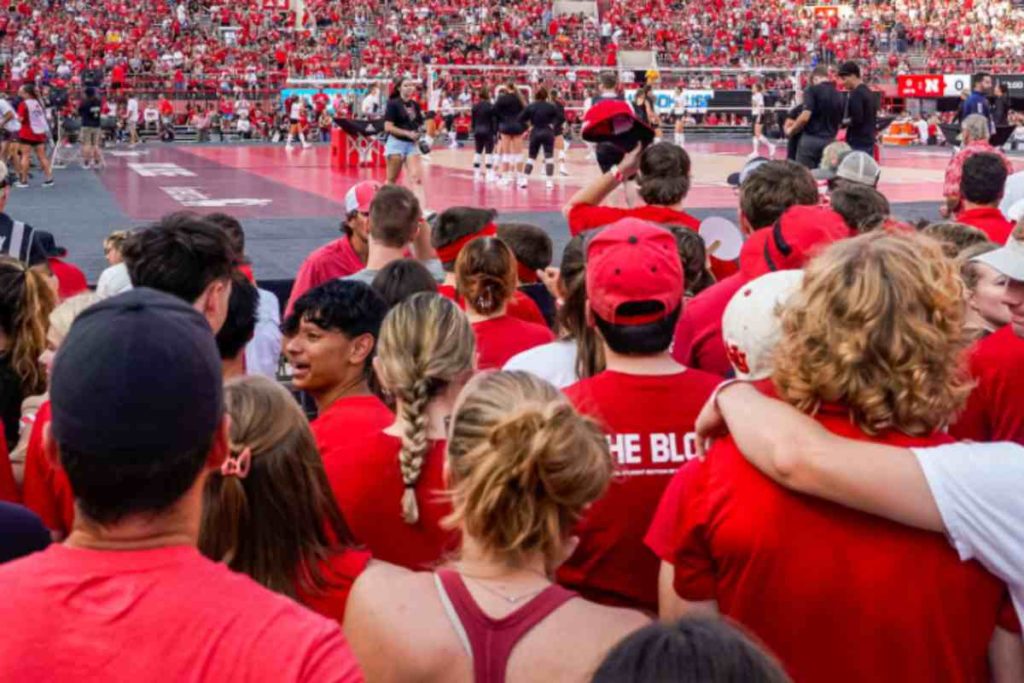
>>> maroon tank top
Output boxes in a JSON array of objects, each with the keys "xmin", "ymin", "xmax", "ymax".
[{"xmin": 434, "ymin": 569, "xmax": 578, "ymax": 683}]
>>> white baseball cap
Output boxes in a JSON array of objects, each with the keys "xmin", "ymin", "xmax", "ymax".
[
  {"xmin": 721, "ymin": 270, "xmax": 804, "ymax": 380},
  {"xmin": 971, "ymin": 232, "xmax": 1024, "ymax": 282},
  {"xmin": 343, "ymin": 180, "xmax": 381, "ymax": 215}
]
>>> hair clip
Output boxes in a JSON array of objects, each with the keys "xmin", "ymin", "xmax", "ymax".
[{"xmin": 220, "ymin": 447, "xmax": 252, "ymax": 479}]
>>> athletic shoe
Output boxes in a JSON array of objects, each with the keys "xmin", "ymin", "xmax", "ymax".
[
  {"xmin": 486, "ymin": 170, "xmax": 498, "ymax": 183},
  {"xmin": 285, "ymin": 144, "xmax": 294, "ymax": 151},
  {"xmin": 517, "ymin": 176, "xmax": 528, "ymax": 189},
  {"xmin": 302, "ymin": 142, "xmax": 311, "ymax": 149},
  {"xmin": 42, "ymin": 178, "xmax": 54, "ymax": 187},
  {"xmin": 546, "ymin": 179, "xmax": 554, "ymax": 189},
  {"xmin": 559, "ymin": 165, "xmax": 569, "ymax": 176},
  {"xmin": 14, "ymin": 181, "xmax": 28, "ymax": 188}
]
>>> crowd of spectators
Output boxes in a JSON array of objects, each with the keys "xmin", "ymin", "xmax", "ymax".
[{"xmin": 3, "ymin": 0, "xmax": 1024, "ymax": 106}]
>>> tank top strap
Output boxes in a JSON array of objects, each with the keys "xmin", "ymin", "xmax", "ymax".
[{"xmin": 435, "ymin": 569, "xmax": 578, "ymax": 683}]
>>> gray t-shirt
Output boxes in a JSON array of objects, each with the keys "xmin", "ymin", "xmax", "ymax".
[
  {"xmin": 913, "ymin": 442, "xmax": 1024, "ymax": 625},
  {"xmin": 344, "ymin": 258, "xmax": 446, "ymax": 286}
]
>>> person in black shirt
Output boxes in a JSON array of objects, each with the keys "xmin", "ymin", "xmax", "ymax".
[
  {"xmin": 78, "ymin": 87, "xmax": 104, "ymax": 169},
  {"xmin": 470, "ymin": 87, "xmax": 497, "ymax": 182},
  {"xmin": 790, "ymin": 65, "xmax": 844, "ymax": 169},
  {"xmin": 383, "ymin": 78, "xmax": 426, "ymax": 198},
  {"xmin": 551, "ymin": 89, "xmax": 570, "ymax": 176},
  {"xmin": 493, "ymin": 82, "xmax": 527, "ymax": 185},
  {"xmin": 518, "ymin": 87, "xmax": 564, "ymax": 189},
  {"xmin": 838, "ymin": 62, "xmax": 878, "ymax": 156},
  {"xmin": 993, "ymin": 82, "xmax": 1010, "ymax": 128}
]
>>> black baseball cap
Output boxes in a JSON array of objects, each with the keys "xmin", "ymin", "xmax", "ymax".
[{"xmin": 50, "ymin": 288, "xmax": 224, "ymax": 457}]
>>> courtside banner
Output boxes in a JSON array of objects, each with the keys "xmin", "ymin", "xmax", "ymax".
[
  {"xmin": 624, "ymin": 89, "xmax": 715, "ymax": 114},
  {"xmin": 280, "ymin": 88, "xmax": 369, "ymax": 111}
]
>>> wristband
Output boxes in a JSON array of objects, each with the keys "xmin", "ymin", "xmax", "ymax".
[{"xmin": 610, "ymin": 164, "xmax": 624, "ymax": 184}]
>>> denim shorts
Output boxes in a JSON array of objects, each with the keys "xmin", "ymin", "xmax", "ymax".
[{"xmin": 384, "ymin": 136, "xmax": 419, "ymax": 158}]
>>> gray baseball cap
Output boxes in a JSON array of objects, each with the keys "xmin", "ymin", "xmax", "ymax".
[
  {"xmin": 971, "ymin": 233, "xmax": 1024, "ymax": 281},
  {"xmin": 834, "ymin": 151, "xmax": 881, "ymax": 187}
]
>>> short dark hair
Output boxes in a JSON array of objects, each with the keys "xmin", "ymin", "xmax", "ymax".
[
  {"xmin": 594, "ymin": 305, "xmax": 681, "ymax": 356},
  {"xmin": 282, "ymin": 279, "xmax": 387, "ymax": 345},
  {"xmin": 496, "ymin": 223, "xmax": 553, "ymax": 271},
  {"xmin": 431, "ymin": 206, "xmax": 498, "ymax": 271},
  {"xmin": 205, "ymin": 212, "xmax": 246, "ymax": 257},
  {"xmin": 122, "ymin": 212, "xmax": 236, "ymax": 304},
  {"xmin": 637, "ymin": 143, "xmax": 691, "ymax": 207},
  {"xmin": 829, "ymin": 184, "xmax": 890, "ymax": 233},
  {"xmin": 973, "ymin": 72, "xmax": 991, "ymax": 88},
  {"xmin": 960, "ymin": 153, "xmax": 1007, "ymax": 206},
  {"xmin": 921, "ymin": 221, "xmax": 991, "ymax": 258},
  {"xmin": 837, "ymin": 61, "xmax": 860, "ymax": 78},
  {"xmin": 592, "ymin": 618, "xmax": 788, "ymax": 683},
  {"xmin": 371, "ymin": 259, "xmax": 439, "ymax": 308},
  {"xmin": 739, "ymin": 161, "xmax": 819, "ymax": 230},
  {"xmin": 369, "ymin": 184, "xmax": 421, "ymax": 248},
  {"xmin": 811, "ymin": 65, "xmax": 830, "ymax": 79},
  {"xmin": 61, "ymin": 439, "xmax": 212, "ymax": 525},
  {"xmin": 216, "ymin": 272, "xmax": 258, "ymax": 360}
]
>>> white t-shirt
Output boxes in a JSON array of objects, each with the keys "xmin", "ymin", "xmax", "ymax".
[
  {"xmin": 361, "ymin": 94, "xmax": 378, "ymax": 116},
  {"xmin": 289, "ymin": 101, "xmax": 303, "ymax": 120},
  {"xmin": 503, "ymin": 339, "xmax": 579, "ymax": 389},
  {"xmin": 912, "ymin": 441, "xmax": 1024, "ymax": 625},
  {"xmin": 751, "ymin": 92, "xmax": 764, "ymax": 117},
  {"xmin": 96, "ymin": 262, "xmax": 133, "ymax": 297},
  {"xmin": 0, "ymin": 99, "xmax": 21, "ymax": 133},
  {"xmin": 245, "ymin": 288, "xmax": 282, "ymax": 379}
]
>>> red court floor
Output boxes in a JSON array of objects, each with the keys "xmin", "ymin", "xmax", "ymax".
[{"xmin": 97, "ymin": 140, "xmax": 1022, "ymax": 221}]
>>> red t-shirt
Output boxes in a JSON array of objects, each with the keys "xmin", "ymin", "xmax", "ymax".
[
  {"xmin": 647, "ymin": 405, "xmax": 1010, "ymax": 683},
  {"xmin": 0, "ymin": 544, "xmax": 362, "ymax": 681},
  {"xmin": 313, "ymin": 393, "xmax": 394, "ymax": 475},
  {"xmin": 560, "ymin": 368, "xmax": 720, "ymax": 612},
  {"xmin": 472, "ymin": 315, "xmax": 555, "ymax": 370},
  {"xmin": 670, "ymin": 273, "xmax": 744, "ymax": 376},
  {"xmin": 296, "ymin": 549, "xmax": 372, "ymax": 625},
  {"xmin": 955, "ymin": 207, "xmax": 1015, "ymax": 245},
  {"xmin": 437, "ymin": 284, "xmax": 547, "ymax": 327},
  {"xmin": 328, "ymin": 431, "xmax": 456, "ymax": 570},
  {"xmin": 17, "ymin": 100, "xmax": 46, "ymax": 143},
  {"xmin": 567, "ymin": 204, "xmax": 700, "ymax": 237},
  {"xmin": 20, "ymin": 401, "xmax": 75, "ymax": 534},
  {"xmin": 950, "ymin": 326, "xmax": 1024, "ymax": 444},
  {"xmin": 286, "ymin": 236, "xmax": 365, "ymax": 316}
]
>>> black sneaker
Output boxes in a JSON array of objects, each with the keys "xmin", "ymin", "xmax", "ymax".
[{"xmin": 42, "ymin": 178, "xmax": 54, "ymax": 187}]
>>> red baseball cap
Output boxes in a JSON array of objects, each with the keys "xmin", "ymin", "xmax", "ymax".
[
  {"xmin": 344, "ymin": 180, "xmax": 381, "ymax": 214},
  {"xmin": 740, "ymin": 205, "xmax": 851, "ymax": 279},
  {"xmin": 586, "ymin": 218, "xmax": 683, "ymax": 325}
]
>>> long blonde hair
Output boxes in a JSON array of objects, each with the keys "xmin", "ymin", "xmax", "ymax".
[
  {"xmin": 772, "ymin": 231, "xmax": 971, "ymax": 436},
  {"xmin": 0, "ymin": 256, "xmax": 56, "ymax": 395},
  {"xmin": 445, "ymin": 371, "xmax": 612, "ymax": 573},
  {"xmin": 375, "ymin": 293, "xmax": 476, "ymax": 524}
]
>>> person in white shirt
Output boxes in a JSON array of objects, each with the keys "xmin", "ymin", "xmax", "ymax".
[
  {"xmin": 285, "ymin": 97, "xmax": 310, "ymax": 150},
  {"xmin": 697, "ymin": 381, "xmax": 1024, "ymax": 628},
  {"xmin": 0, "ymin": 98, "xmax": 22, "ymax": 163},
  {"xmin": 672, "ymin": 87, "xmax": 687, "ymax": 146},
  {"xmin": 360, "ymin": 85, "xmax": 380, "ymax": 117},
  {"xmin": 750, "ymin": 83, "xmax": 776, "ymax": 157},
  {"xmin": 125, "ymin": 96, "xmax": 140, "ymax": 145}
]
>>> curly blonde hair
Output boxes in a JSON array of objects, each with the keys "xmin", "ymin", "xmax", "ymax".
[
  {"xmin": 444, "ymin": 371, "xmax": 612, "ymax": 573},
  {"xmin": 772, "ymin": 231, "xmax": 971, "ymax": 436}
]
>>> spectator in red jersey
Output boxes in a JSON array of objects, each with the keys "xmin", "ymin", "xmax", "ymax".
[
  {"xmin": 345, "ymin": 370, "xmax": 648, "ymax": 680},
  {"xmin": 431, "ymin": 207, "xmax": 546, "ymax": 326},
  {"xmin": 287, "ymin": 180, "xmax": 381, "ymax": 315},
  {"xmin": 951, "ymin": 226, "xmax": 1024, "ymax": 444},
  {"xmin": 14, "ymin": 84, "xmax": 53, "ymax": 188},
  {"xmin": 15, "ymin": 293, "xmax": 100, "ymax": 513},
  {"xmin": 200, "ymin": 375, "xmax": 371, "ymax": 624},
  {"xmin": 943, "ymin": 115, "xmax": 1014, "ymax": 219},
  {"xmin": 670, "ymin": 162, "xmax": 828, "ymax": 376},
  {"xmin": 333, "ymin": 293, "xmax": 473, "ymax": 569},
  {"xmin": 648, "ymin": 231, "xmax": 1019, "ymax": 682},
  {"xmin": 955, "ymin": 153, "xmax": 1016, "ymax": 244},
  {"xmin": 0, "ymin": 288, "xmax": 360, "ymax": 680},
  {"xmin": 563, "ymin": 142, "xmax": 700, "ymax": 236},
  {"xmin": 456, "ymin": 237, "xmax": 554, "ymax": 369},
  {"xmin": 555, "ymin": 218, "xmax": 720, "ymax": 615}
]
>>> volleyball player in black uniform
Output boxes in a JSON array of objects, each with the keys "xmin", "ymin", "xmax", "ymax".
[
  {"xmin": 551, "ymin": 88, "xmax": 569, "ymax": 176},
  {"xmin": 494, "ymin": 82, "xmax": 527, "ymax": 185},
  {"xmin": 471, "ymin": 87, "xmax": 498, "ymax": 182},
  {"xmin": 518, "ymin": 87, "xmax": 563, "ymax": 189}
]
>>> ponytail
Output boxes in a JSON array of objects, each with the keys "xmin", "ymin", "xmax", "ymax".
[
  {"xmin": 0, "ymin": 257, "xmax": 55, "ymax": 396},
  {"xmin": 199, "ymin": 453, "xmax": 250, "ymax": 566},
  {"xmin": 397, "ymin": 376, "xmax": 432, "ymax": 524}
]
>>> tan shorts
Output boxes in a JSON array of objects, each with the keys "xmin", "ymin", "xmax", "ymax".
[{"xmin": 81, "ymin": 127, "xmax": 102, "ymax": 146}]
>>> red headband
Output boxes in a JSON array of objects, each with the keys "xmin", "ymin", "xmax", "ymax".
[
  {"xmin": 436, "ymin": 223, "xmax": 498, "ymax": 265},
  {"xmin": 516, "ymin": 260, "xmax": 539, "ymax": 284}
]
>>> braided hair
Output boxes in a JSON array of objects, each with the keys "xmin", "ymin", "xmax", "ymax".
[{"xmin": 375, "ymin": 293, "xmax": 475, "ymax": 524}]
